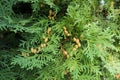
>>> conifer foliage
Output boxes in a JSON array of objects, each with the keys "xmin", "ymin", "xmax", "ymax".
[{"xmin": 0, "ymin": 0, "xmax": 120, "ymax": 80}]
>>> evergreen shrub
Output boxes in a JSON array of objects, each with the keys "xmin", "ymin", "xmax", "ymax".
[{"xmin": 0, "ymin": 0, "xmax": 120, "ymax": 80}]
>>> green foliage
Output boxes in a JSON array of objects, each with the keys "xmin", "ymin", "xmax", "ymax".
[{"xmin": 0, "ymin": 0, "xmax": 120, "ymax": 80}]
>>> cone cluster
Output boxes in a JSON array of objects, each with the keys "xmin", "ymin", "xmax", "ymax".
[
  {"xmin": 61, "ymin": 47, "xmax": 69, "ymax": 58},
  {"xmin": 73, "ymin": 37, "xmax": 81, "ymax": 51},
  {"xmin": 48, "ymin": 10, "xmax": 56, "ymax": 20},
  {"xmin": 30, "ymin": 27, "xmax": 51, "ymax": 54},
  {"xmin": 63, "ymin": 26, "xmax": 70, "ymax": 36}
]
